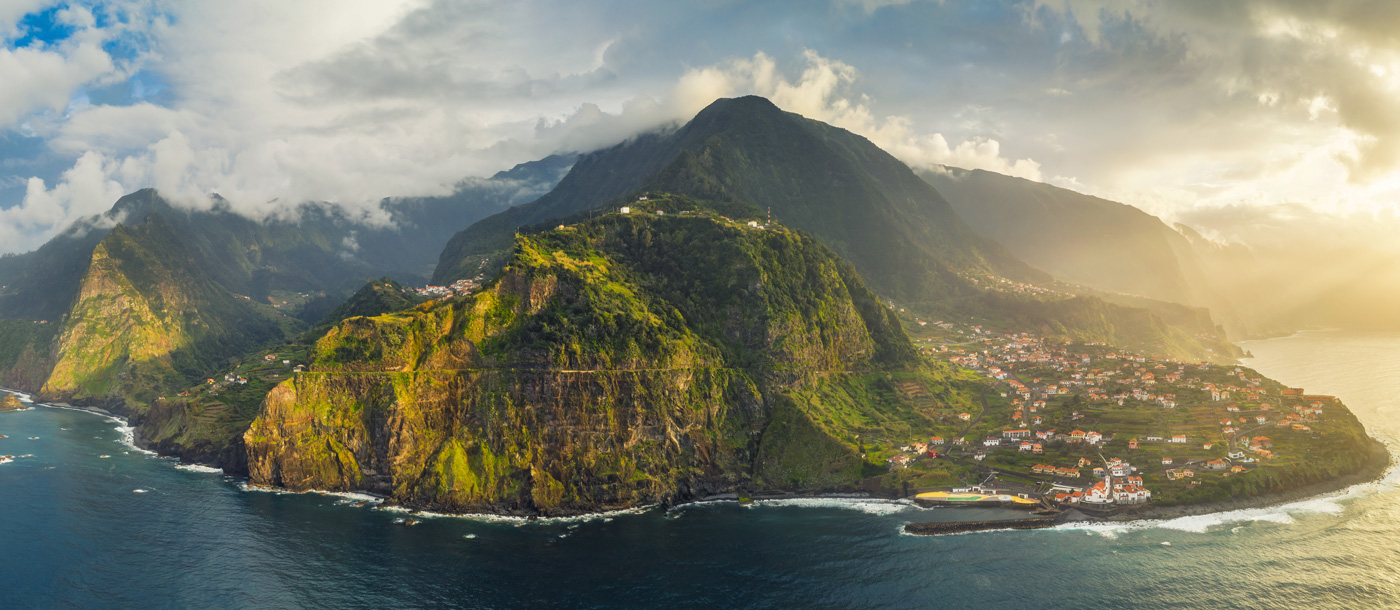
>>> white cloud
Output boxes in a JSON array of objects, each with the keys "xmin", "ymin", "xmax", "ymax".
[
  {"xmin": 0, "ymin": 0, "xmax": 52, "ymax": 40},
  {"xmin": 0, "ymin": 40, "xmax": 114, "ymax": 128},
  {"xmin": 6, "ymin": 1, "xmax": 1048, "ymax": 255},
  {"xmin": 667, "ymin": 50, "xmax": 1044, "ymax": 180},
  {"xmin": 0, "ymin": 150, "xmax": 125, "ymax": 251}
]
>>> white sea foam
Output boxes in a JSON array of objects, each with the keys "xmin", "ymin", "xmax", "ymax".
[
  {"xmin": 0, "ymin": 387, "xmax": 33, "ymax": 403},
  {"xmin": 747, "ymin": 497, "xmax": 919, "ymax": 516},
  {"xmin": 235, "ymin": 481, "xmax": 387, "ymax": 505},
  {"xmin": 326, "ymin": 491, "xmax": 384, "ymax": 505},
  {"xmin": 31, "ymin": 403, "xmax": 160, "ymax": 456},
  {"xmin": 109, "ymin": 418, "xmax": 156, "ymax": 456},
  {"xmin": 398, "ymin": 504, "xmax": 656, "ymax": 525},
  {"xmin": 1048, "ymin": 521, "xmax": 1144, "ymax": 539},
  {"xmin": 133, "ymin": 489, "xmax": 147, "ymax": 493},
  {"xmin": 175, "ymin": 464, "xmax": 224, "ymax": 474},
  {"xmin": 0, "ymin": 457, "xmax": 12, "ymax": 465}
]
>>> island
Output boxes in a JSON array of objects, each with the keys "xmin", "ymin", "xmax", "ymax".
[{"xmin": 0, "ymin": 392, "xmax": 26, "ymax": 412}]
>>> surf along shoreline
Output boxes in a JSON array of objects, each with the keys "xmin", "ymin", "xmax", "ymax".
[
  {"xmin": 904, "ymin": 438, "xmax": 1392, "ymax": 536},
  {"xmin": 3, "ymin": 385, "xmax": 1391, "ymax": 529}
]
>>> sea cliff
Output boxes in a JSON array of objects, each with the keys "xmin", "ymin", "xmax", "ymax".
[{"xmin": 245, "ymin": 201, "xmax": 977, "ymax": 514}]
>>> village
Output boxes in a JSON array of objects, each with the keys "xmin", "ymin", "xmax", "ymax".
[
  {"xmin": 886, "ymin": 319, "xmax": 1341, "ymax": 513},
  {"xmin": 412, "ymin": 276, "xmax": 481, "ymax": 299}
]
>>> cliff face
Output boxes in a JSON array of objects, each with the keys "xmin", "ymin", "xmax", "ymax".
[
  {"xmin": 38, "ymin": 215, "xmax": 284, "ymax": 409},
  {"xmin": 42, "ymin": 231, "xmax": 185, "ymax": 404},
  {"xmin": 248, "ymin": 202, "xmax": 956, "ymax": 514}
]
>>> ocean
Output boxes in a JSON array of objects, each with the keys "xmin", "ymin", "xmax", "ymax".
[{"xmin": 3, "ymin": 328, "xmax": 1399, "ymax": 609}]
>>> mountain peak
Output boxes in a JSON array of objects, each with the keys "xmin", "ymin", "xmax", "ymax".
[
  {"xmin": 685, "ymin": 96, "xmax": 789, "ymax": 133},
  {"xmin": 695, "ymin": 95, "xmax": 783, "ymax": 116}
]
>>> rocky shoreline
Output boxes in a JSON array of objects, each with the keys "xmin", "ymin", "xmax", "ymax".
[
  {"xmin": 9, "ymin": 387, "xmax": 1393, "ymax": 528},
  {"xmin": 1084, "ymin": 440, "xmax": 1393, "ymax": 523}
]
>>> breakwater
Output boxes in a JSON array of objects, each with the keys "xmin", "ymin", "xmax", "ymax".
[{"xmin": 904, "ymin": 517, "xmax": 1061, "ymax": 536}]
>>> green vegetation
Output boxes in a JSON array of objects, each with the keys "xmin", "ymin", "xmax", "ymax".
[
  {"xmin": 138, "ymin": 277, "xmax": 429, "ymax": 469},
  {"xmin": 248, "ymin": 202, "xmax": 981, "ymax": 514},
  {"xmin": 40, "ymin": 216, "xmax": 285, "ymax": 408},
  {"xmin": 434, "ymin": 95, "xmax": 1235, "ymax": 362}
]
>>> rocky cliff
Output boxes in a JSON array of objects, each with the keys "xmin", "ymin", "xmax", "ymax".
[
  {"xmin": 37, "ymin": 215, "xmax": 284, "ymax": 409},
  {"xmin": 248, "ymin": 198, "xmax": 974, "ymax": 514}
]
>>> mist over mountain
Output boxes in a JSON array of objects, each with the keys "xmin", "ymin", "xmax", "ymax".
[
  {"xmin": 921, "ymin": 163, "xmax": 1400, "ymax": 336},
  {"xmin": 0, "ymin": 155, "xmax": 572, "ymax": 323},
  {"xmin": 436, "ymin": 96, "xmax": 1041, "ymax": 297},
  {"xmin": 920, "ymin": 166, "xmax": 1263, "ymax": 338},
  {"xmin": 435, "ymin": 96, "xmax": 1235, "ymax": 361}
]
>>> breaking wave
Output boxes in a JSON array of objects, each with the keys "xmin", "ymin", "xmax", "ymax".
[
  {"xmin": 746, "ymin": 497, "xmax": 918, "ymax": 516},
  {"xmin": 1049, "ymin": 462, "xmax": 1398, "ymax": 538},
  {"xmin": 175, "ymin": 464, "xmax": 224, "ymax": 475}
]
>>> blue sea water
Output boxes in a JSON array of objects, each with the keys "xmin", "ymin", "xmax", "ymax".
[{"xmin": 3, "ymin": 329, "xmax": 1400, "ymax": 609}]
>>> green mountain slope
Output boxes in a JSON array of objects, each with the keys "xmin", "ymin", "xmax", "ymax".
[
  {"xmin": 39, "ymin": 214, "xmax": 286, "ymax": 407},
  {"xmin": 133, "ymin": 277, "xmax": 428, "ymax": 471},
  {"xmin": 922, "ymin": 166, "xmax": 1258, "ymax": 337},
  {"xmin": 434, "ymin": 96, "xmax": 1041, "ymax": 302},
  {"xmin": 248, "ymin": 197, "xmax": 981, "ymax": 514},
  {"xmin": 435, "ymin": 96, "xmax": 1236, "ymax": 361},
  {"xmin": 0, "ymin": 155, "xmax": 570, "ymax": 325},
  {"xmin": 923, "ymin": 166, "xmax": 1194, "ymax": 300},
  {"xmin": 306, "ymin": 277, "xmax": 424, "ymax": 337}
]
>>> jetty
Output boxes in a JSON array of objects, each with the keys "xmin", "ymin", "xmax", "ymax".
[{"xmin": 904, "ymin": 516, "xmax": 1062, "ymax": 536}]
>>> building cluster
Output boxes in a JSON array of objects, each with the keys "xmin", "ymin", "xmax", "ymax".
[
  {"xmin": 961, "ymin": 273, "xmax": 1074, "ymax": 298},
  {"xmin": 414, "ymin": 277, "xmax": 481, "ymax": 299},
  {"xmin": 922, "ymin": 322, "xmax": 1339, "ymax": 507}
]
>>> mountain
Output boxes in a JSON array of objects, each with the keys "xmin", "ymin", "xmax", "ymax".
[
  {"xmin": 0, "ymin": 155, "xmax": 572, "ymax": 324},
  {"xmin": 921, "ymin": 166, "xmax": 1261, "ymax": 338},
  {"xmin": 0, "ymin": 152, "xmax": 572, "ymax": 401},
  {"xmin": 304, "ymin": 277, "xmax": 424, "ymax": 337},
  {"xmin": 434, "ymin": 96, "xmax": 1041, "ymax": 303},
  {"xmin": 922, "ymin": 166, "xmax": 1195, "ymax": 302},
  {"xmin": 132, "ymin": 277, "xmax": 427, "ymax": 470},
  {"xmin": 435, "ymin": 96, "xmax": 1235, "ymax": 361},
  {"xmin": 40, "ymin": 214, "xmax": 286, "ymax": 407},
  {"xmin": 246, "ymin": 196, "xmax": 981, "ymax": 514}
]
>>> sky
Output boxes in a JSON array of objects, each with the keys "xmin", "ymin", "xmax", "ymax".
[{"xmin": 2, "ymin": 0, "xmax": 1400, "ymax": 254}]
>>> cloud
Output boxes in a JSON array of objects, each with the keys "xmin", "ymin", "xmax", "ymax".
[
  {"xmin": 1033, "ymin": 0, "xmax": 1400, "ymax": 184},
  {"xmin": 11, "ymin": 0, "xmax": 1400, "ymax": 263},
  {"xmin": 0, "ymin": 0, "xmax": 53, "ymax": 39},
  {"xmin": 0, "ymin": 150, "xmax": 124, "ymax": 251},
  {"xmin": 664, "ymin": 50, "xmax": 1044, "ymax": 180},
  {"xmin": 0, "ymin": 33, "xmax": 115, "ymax": 128},
  {"xmin": 5, "ymin": 1, "xmax": 1044, "ymax": 254}
]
